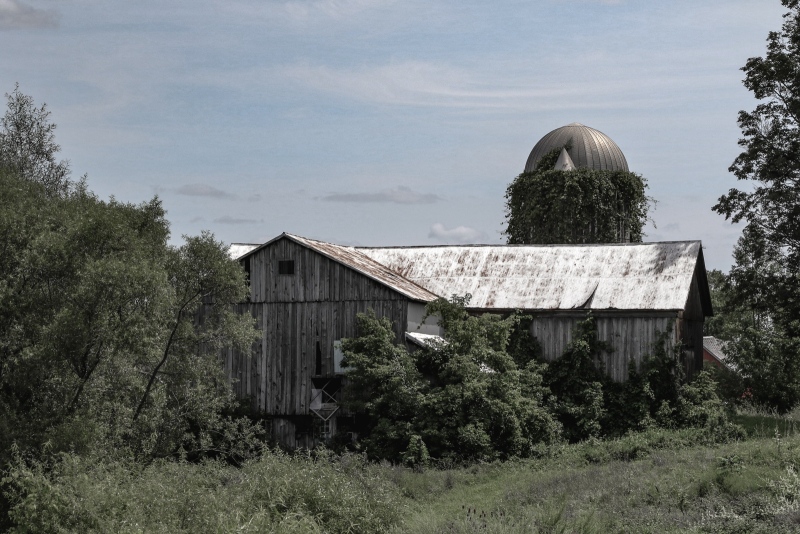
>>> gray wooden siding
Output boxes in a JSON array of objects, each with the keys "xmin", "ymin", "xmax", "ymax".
[
  {"xmin": 226, "ymin": 237, "xmax": 409, "ymax": 416},
  {"xmin": 532, "ymin": 313, "xmax": 679, "ymax": 382}
]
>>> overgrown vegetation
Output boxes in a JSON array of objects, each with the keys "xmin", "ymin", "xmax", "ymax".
[
  {"xmin": 4, "ymin": 415, "xmax": 800, "ymax": 533},
  {"xmin": 0, "ymin": 87, "xmax": 262, "ymax": 528},
  {"xmin": 341, "ymin": 299, "xmax": 561, "ymax": 464},
  {"xmin": 504, "ymin": 163, "xmax": 650, "ymax": 244},
  {"xmin": 341, "ymin": 298, "xmax": 742, "ymax": 465}
]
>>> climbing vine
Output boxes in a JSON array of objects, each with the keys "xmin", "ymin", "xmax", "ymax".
[{"xmin": 504, "ymin": 167, "xmax": 651, "ymax": 245}]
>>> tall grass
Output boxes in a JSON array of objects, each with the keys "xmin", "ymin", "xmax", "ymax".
[
  {"xmin": 6, "ymin": 410, "xmax": 800, "ymax": 533},
  {"xmin": 3, "ymin": 449, "xmax": 404, "ymax": 534}
]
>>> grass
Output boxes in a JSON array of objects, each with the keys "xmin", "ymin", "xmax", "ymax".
[
  {"xmin": 392, "ymin": 419, "xmax": 800, "ymax": 533},
  {"xmin": 7, "ymin": 410, "xmax": 800, "ymax": 533}
]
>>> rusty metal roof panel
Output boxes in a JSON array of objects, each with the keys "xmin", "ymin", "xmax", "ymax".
[
  {"xmin": 285, "ymin": 234, "xmax": 439, "ymax": 303},
  {"xmin": 358, "ymin": 241, "xmax": 702, "ymax": 311}
]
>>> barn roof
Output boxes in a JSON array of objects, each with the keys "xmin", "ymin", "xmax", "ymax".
[
  {"xmin": 233, "ymin": 234, "xmax": 710, "ymax": 313},
  {"xmin": 703, "ymin": 336, "xmax": 732, "ymax": 368},
  {"xmin": 236, "ymin": 233, "xmax": 439, "ymax": 303},
  {"xmin": 358, "ymin": 241, "xmax": 708, "ymax": 312}
]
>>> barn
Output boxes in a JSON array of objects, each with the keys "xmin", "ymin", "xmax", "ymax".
[{"xmin": 229, "ymin": 232, "xmax": 712, "ymax": 447}]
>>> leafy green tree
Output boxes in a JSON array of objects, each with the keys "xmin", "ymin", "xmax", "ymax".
[
  {"xmin": 341, "ymin": 297, "xmax": 560, "ymax": 463},
  {"xmin": 504, "ymin": 165, "xmax": 650, "ymax": 244},
  {"xmin": 713, "ymin": 0, "xmax": 800, "ymax": 411},
  {"xmin": 712, "ymin": 225, "xmax": 799, "ymax": 410},
  {"xmin": 0, "ymin": 89, "xmax": 260, "ymax": 465},
  {"xmin": 0, "ymin": 84, "xmax": 71, "ymax": 196},
  {"xmin": 340, "ymin": 311, "xmax": 425, "ymax": 461},
  {"xmin": 715, "ymin": 0, "xmax": 800, "ymax": 259}
]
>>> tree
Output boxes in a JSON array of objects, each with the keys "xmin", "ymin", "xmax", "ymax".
[
  {"xmin": 0, "ymin": 84, "xmax": 71, "ymax": 196},
  {"xmin": 341, "ymin": 297, "xmax": 561, "ymax": 463},
  {"xmin": 339, "ymin": 311, "xmax": 425, "ymax": 461},
  {"xmin": 0, "ymin": 89, "xmax": 260, "ymax": 464},
  {"xmin": 712, "ymin": 0, "xmax": 800, "ymax": 411},
  {"xmin": 715, "ymin": 0, "xmax": 800, "ymax": 260},
  {"xmin": 504, "ymin": 164, "xmax": 650, "ymax": 245}
]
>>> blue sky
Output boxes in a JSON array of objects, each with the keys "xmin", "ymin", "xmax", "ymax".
[{"xmin": 0, "ymin": 0, "xmax": 787, "ymax": 270}]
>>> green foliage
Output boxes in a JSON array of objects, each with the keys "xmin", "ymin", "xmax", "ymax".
[
  {"xmin": 544, "ymin": 317, "xmax": 608, "ymax": 441},
  {"xmin": 604, "ymin": 329, "xmax": 684, "ymax": 435},
  {"xmin": 0, "ymin": 91, "xmax": 260, "ymax": 466},
  {"xmin": 712, "ymin": 1, "xmax": 800, "ymax": 413},
  {"xmin": 715, "ymin": 0, "xmax": 800, "ymax": 258},
  {"xmin": 705, "ymin": 226, "xmax": 800, "ymax": 411},
  {"xmin": 547, "ymin": 317, "xmax": 741, "ymax": 442},
  {"xmin": 2, "ymin": 448, "xmax": 403, "ymax": 534},
  {"xmin": 676, "ymin": 371, "xmax": 728, "ymax": 429},
  {"xmin": 504, "ymin": 167, "xmax": 650, "ymax": 244},
  {"xmin": 342, "ymin": 297, "xmax": 561, "ymax": 463},
  {"xmin": 0, "ymin": 84, "xmax": 71, "ymax": 196},
  {"xmin": 340, "ymin": 311, "xmax": 424, "ymax": 461}
]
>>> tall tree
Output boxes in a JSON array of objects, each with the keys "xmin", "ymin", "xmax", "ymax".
[
  {"xmin": 713, "ymin": 0, "xmax": 800, "ymax": 410},
  {"xmin": 0, "ymin": 84, "xmax": 71, "ymax": 196},
  {"xmin": 715, "ymin": 0, "xmax": 800, "ymax": 261},
  {"xmin": 0, "ymin": 89, "xmax": 259, "ymax": 462}
]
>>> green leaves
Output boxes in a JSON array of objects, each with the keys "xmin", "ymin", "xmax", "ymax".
[
  {"xmin": 504, "ymin": 168, "xmax": 650, "ymax": 245},
  {"xmin": 341, "ymin": 299, "xmax": 561, "ymax": 463},
  {"xmin": 0, "ymin": 84, "xmax": 71, "ymax": 197},
  {"xmin": 0, "ymin": 168, "xmax": 259, "ymax": 463}
]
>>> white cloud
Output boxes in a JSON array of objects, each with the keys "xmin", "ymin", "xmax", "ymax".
[
  {"xmin": 176, "ymin": 184, "xmax": 236, "ymax": 199},
  {"xmin": 320, "ymin": 186, "xmax": 442, "ymax": 204},
  {"xmin": 214, "ymin": 215, "xmax": 263, "ymax": 224},
  {"xmin": 0, "ymin": 0, "xmax": 58, "ymax": 29},
  {"xmin": 278, "ymin": 59, "xmax": 711, "ymax": 112},
  {"xmin": 428, "ymin": 223, "xmax": 484, "ymax": 244},
  {"xmin": 278, "ymin": 0, "xmax": 395, "ymax": 21}
]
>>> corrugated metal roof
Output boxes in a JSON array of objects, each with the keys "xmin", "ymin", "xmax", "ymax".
[
  {"xmin": 280, "ymin": 234, "xmax": 439, "ymax": 303},
  {"xmin": 358, "ymin": 241, "xmax": 703, "ymax": 311},
  {"xmin": 703, "ymin": 336, "xmax": 731, "ymax": 364},
  {"xmin": 524, "ymin": 123, "xmax": 629, "ymax": 173},
  {"xmin": 405, "ymin": 332, "xmax": 446, "ymax": 348}
]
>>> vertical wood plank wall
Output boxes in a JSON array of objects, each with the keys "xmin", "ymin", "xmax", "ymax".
[
  {"xmin": 224, "ymin": 237, "xmax": 410, "ymax": 418},
  {"xmin": 531, "ymin": 314, "xmax": 678, "ymax": 382}
]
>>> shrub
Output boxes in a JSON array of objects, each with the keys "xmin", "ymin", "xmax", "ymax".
[{"xmin": 2, "ymin": 448, "xmax": 403, "ymax": 534}]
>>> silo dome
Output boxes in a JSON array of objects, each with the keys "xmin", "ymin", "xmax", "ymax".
[{"xmin": 524, "ymin": 123, "xmax": 629, "ymax": 173}]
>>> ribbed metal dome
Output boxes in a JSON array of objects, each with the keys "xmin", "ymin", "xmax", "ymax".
[{"xmin": 524, "ymin": 123, "xmax": 629, "ymax": 173}]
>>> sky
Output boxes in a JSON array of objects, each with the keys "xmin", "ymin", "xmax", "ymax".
[{"xmin": 0, "ymin": 0, "xmax": 788, "ymax": 271}]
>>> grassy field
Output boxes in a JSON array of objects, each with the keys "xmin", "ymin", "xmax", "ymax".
[
  {"xmin": 384, "ymin": 409, "xmax": 800, "ymax": 533},
  {"xmin": 6, "ymin": 409, "xmax": 800, "ymax": 533}
]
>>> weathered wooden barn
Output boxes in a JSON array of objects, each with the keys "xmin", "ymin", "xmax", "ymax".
[{"xmin": 229, "ymin": 233, "xmax": 712, "ymax": 447}]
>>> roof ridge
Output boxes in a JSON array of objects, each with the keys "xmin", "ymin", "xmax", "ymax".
[{"xmin": 356, "ymin": 240, "xmax": 702, "ymax": 250}]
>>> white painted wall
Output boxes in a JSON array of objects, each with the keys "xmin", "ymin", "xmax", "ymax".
[{"xmin": 407, "ymin": 302, "xmax": 442, "ymax": 335}]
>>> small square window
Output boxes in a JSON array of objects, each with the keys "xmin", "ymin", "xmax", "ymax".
[{"xmin": 278, "ymin": 260, "xmax": 295, "ymax": 275}]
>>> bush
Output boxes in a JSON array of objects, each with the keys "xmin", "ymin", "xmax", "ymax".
[
  {"xmin": 342, "ymin": 300, "xmax": 562, "ymax": 463},
  {"xmin": 2, "ymin": 448, "xmax": 403, "ymax": 534}
]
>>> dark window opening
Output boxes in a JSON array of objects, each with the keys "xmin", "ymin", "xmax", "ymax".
[
  {"xmin": 315, "ymin": 341, "xmax": 322, "ymax": 375},
  {"xmin": 278, "ymin": 260, "xmax": 295, "ymax": 275},
  {"xmin": 243, "ymin": 257, "xmax": 251, "ymax": 281}
]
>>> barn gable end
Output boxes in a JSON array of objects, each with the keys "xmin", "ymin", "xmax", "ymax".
[{"xmin": 227, "ymin": 234, "xmax": 437, "ymax": 447}]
